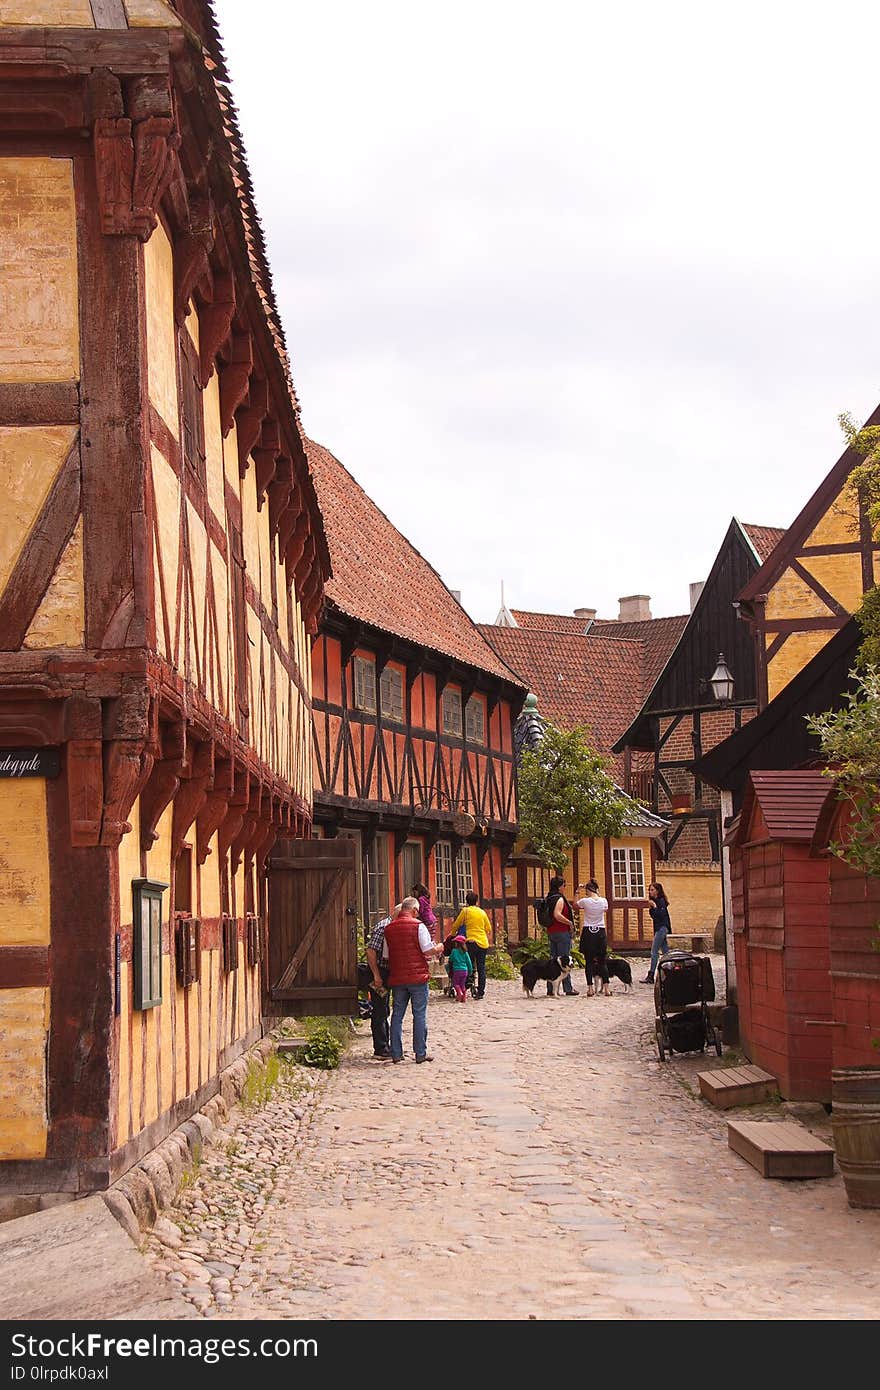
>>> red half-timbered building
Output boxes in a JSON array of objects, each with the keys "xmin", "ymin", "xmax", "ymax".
[
  {"xmin": 307, "ymin": 441, "xmax": 526, "ymax": 938},
  {"xmin": 0, "ymin": 2, "xmax": 328, "ymax": 1205}
]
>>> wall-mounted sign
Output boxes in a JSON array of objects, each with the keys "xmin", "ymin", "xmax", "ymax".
[{"xmin": 0, "ymin": 748, "xmax": 60, "ymax": 779}]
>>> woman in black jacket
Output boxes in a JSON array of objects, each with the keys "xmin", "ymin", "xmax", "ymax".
[{"xmin": 642, "ymin": 882, "xmax": 671, "ymax": 984}]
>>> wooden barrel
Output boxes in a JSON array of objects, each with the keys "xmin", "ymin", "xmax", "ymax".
[{"xmin": 831, "ymin": 1067, "xmax": 880, "ymax": 1209}]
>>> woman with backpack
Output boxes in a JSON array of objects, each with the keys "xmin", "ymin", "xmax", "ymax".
[
  {"xmin": 541, "ymin": 875, "xmax": 579, "ymax": 997},
  {"xmin": 642, "ymin": 881, "xmax": 672, "ymax": 984}
]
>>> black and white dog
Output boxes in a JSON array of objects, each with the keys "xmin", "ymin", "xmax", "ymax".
[
  {"xmin": 521, "ymin": 956, "xmax": 573, "ymax": 998},
  {"xmin": 606, "ymin": 957, "xmax": 633, "ymax": 993}
]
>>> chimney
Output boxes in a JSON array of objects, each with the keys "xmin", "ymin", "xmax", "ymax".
[
  {"xmin": 689, "ymin": 581, "xmax": 705, "ymax": 613},
  {"xmin": 573, "ymin": 607, "xmax": 597, "ymax": 622},
  {"xmin": 450, "ymin": 589, "xmax": 461, "ymax": 603},
  {"xmin": 618, "ymin": 594, "xmax": 651, "ymax": 622}
]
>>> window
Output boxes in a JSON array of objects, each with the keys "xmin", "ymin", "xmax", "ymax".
[
  {"xmin": 380, "ymin": 666, "xmax": 404, "ymax": 722},
  {"xmin": 132, "ymin": 879, "xmax": 166, "ymax": 1009},
  {"xmin": 175, "ymin": 914, "xmax": 201, "ymax": 989},
  {"xmin": 435, "ymin": 840, "xmax": 454, "ymax": 907},
  {"xmin": 611, "ymin": 847, "xmax": 646, "ymax": 899},
  {"xmin": 222, "ymin": 915, "xmax": 239, "ymax": 973},
  {"xmin": 465, "ymin": 696, "xmax": 485, "ymax": 744},
  {"xmin": 353, "ymin": 655, "xmax": 376, "ymax": 713},
  {"xmin": 441, "ymin": 687, "xmax": 462, "ymax": 736},
  {"xmin": 455, "ymin": 844, "xmax": 474, "ymax": 902},
  {"xmin": 401, "ymin": 840, "xmax": 423, "ymax": 896},
  {"xmin": 366, "ymin": 832, "xmax": 390, "ymax": 921},
  {"xmin": 178, "ymin": 328, "xmax": 206, "ymax": 485}
]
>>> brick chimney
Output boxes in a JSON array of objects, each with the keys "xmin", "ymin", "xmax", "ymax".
[
  {"xmin": 574, "ymin": 607, "xmax": 596, "ymax": 622},
  {"xmin": 618, "ymin": 595, "xmax": 651, "ymax": 622}
]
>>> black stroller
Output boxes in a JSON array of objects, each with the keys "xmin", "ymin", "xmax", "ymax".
[{"xmin": 654, "ymin": 951, "xmax": 721, "ymax": 1061}]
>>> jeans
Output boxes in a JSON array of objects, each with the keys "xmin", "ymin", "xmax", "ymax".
[
  {"xmin": 648, "ymin": 928, "xmax": 669, "ymax": 980},
  {"xmin": 369, "ymin": 984, "xmax": 390, "ymax": 1055},
  {"xmin": 548, "ymin": 930, "xmax": 576, "ymax": 995},
  {"xmin": 390, "ymin": 981, "xmax": 429, "ymax": 1060},
  {"xmin": 467, "ymin": 942, "xmax": 487, "ymax": 997}
]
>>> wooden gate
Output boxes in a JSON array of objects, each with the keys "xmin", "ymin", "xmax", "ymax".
[{"xmin": 267, "ymin": 838, "xmax": 359, "ymax": 1017}]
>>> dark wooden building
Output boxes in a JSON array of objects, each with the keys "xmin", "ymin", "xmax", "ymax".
[{"xmin": 306, "ymin": 441, "xmax": 526, "ymax": 938}]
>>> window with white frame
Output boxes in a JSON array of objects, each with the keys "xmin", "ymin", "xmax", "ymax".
[
  {"xmin": 353, "ymin": 655, "xmax": 376, "ymax": 713},
  {"xmin": 441, "ymin": 687, "xmax": 462, "ymax": 736},
  {"xmin": 455, "ymin": 844, "xmax": 474, "ymax": 902},
  {"xmin": 611, "ymin": 846, "xmax": 646, "ymax": 899},
  {"xmin": 465, "ymin": 695, "xmax": 485, "ymax": 744},
  {"xmin": 434, "ymin": 840, "xmax": 454, "ymax": 907},
  {"xmin": 380, "ymin": 666, "xmax": 404, "ymax": 722}
]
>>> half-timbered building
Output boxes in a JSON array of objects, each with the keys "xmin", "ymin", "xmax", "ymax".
[
  {"xmin": 307, "ymin": 441, "xmax": 526, "ymax": 938},
  {"xmin": 0, "ymin": 1, "xmax": 328, "ymax": 1206}
]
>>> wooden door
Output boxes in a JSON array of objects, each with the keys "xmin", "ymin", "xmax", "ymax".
[{"xmin": 267, "ymin": 838, "xmax": 359, "ymax": 1017}]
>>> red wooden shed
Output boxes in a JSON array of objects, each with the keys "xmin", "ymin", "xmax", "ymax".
[{"xmin": 728, "ymin": 770, "xmax": 833, "ymax": 1100}]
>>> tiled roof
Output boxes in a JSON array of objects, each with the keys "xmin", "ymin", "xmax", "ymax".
[
  {"xmin": 306, "ymin": 441, "xmax": 524, "ymax": 685},
  {"xmin": 478, "ymin": 625, "xmax": 645, "ymax": 756},
  {"xmin": 738, "ymin": 769, "xmax": 831, "ymax": 844},
  {"xmin": 591, "ymin": 615, "xmax": 689, "ymax": 689},
  {"xmin": 741, "ymin": 524, "xmax": 787, "ymax": 564},
  {"xmin": 510, "ymin": 610, "xmax": 589, "ymax": 634}
]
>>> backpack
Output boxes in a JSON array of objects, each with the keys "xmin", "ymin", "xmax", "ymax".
[{"xmin": 535, "ymin": 895, "xmax": 555, "ymax": 928}]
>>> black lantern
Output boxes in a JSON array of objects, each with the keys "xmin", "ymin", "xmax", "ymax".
[{"xmin": 709, "ymin": 653, "xmax": 734, "ymax": 703}]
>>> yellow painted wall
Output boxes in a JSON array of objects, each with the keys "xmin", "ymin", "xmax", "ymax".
[
  {"xmin": 0, "ymin": 157, "xmax": 78, "ymax": 382},
  {"xmin": 144, "ymin": 221, "xmax": 178, "ymax": 432},
  {"xmin": 0, "ymin": 989, "xmax": 49, "ymax": 1159},
  {"xmin": 655, "ymin": 863, "xmax": 722, "ymax": 935},
  {"xmin": 24, "ymin": 516, "xmax": 84, "ymax": 649},
  {"xmin": 0, "ymin": 426, "xmax": 77, "ymax": 598},
  {"xmin": 151, "ymin": 445, "xmax": 180, "ymax": 664},
  {"xmin": 801, "ymin": 552, "xmax": 864, "ymax": 614},
  {"xmin": 767, "ymin": 628, "xmax": 839, "ymax": 703},
  {"xmin": 186, "ymin": 502, "xmax": 208, "ymax": 687},
  {"xmin": 203, "ymin": 367, "xmax": 225, "ymax": 524},
  {"xmin": 764, "ymin": 567, "xmax": 824, "ymax": 621},
  {"xmin": 0, "ymin": 780, "xmax": 50, "ymax": 945}
]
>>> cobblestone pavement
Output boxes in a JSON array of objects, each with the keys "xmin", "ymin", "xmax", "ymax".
[{"xmin": 144, "ymin": 960, "xmax": 880, "ymax": 1320}]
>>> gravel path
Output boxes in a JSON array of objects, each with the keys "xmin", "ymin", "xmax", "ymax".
[{"xmin": 143, "ymin": 961, "xmax": 880, "ymax": 1320}]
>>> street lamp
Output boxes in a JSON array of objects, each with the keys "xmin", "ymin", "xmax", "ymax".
[{"xmin": 709, "ymin": 653, "xmax": 734, "ymax": 703}]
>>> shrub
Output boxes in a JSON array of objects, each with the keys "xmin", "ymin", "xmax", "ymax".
[
  {"xmin": 298, "ymin": 1023, "xmax": 342, "ymax": 1070},
  {"xmin": 484, "ymin": 949, "xmax": 517, "ymax": 981},
  {"xmin": 241, "ymin": 1053, "xmax": 281, "ymax": 1110},
  {"xmin": 510, "ymin": 931, "xmax": 584, "ymax": 968}
]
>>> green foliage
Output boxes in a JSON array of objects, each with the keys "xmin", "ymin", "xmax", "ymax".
[
  {"xmin": 510, "ymin": 931, "xmax": 584, "ymax": 968},
  {"xmin": 484, "ymin": 949, "xmax": 517, "ymax": 981},
  {"xmin": 806, "ymin": 666, "xmax": 880, "ymax": 878},
  {"xmin": 298, "ymin": 1022, "xmax": 342, "ymax": 1070},
  {"xmin": 241, "ymin": 1053, "xmax": 281, "ymax": 1111},
  {"xmin": 837, "ymin": 414, "xmax": 880, "ymax": 670},
  {"xmin": 518, "ymin": 723, "xmax": 632, "ymax": 869}
]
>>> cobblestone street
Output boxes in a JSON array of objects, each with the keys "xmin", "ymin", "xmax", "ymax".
[{"xmin": 144, "ymin": 962, "xmax": 880, "ymax": 1320}]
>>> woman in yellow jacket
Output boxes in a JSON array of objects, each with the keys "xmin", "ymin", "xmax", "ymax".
[{"xmin": 452, "ymin": 891, "xmax": 494, "ymax": 1000}]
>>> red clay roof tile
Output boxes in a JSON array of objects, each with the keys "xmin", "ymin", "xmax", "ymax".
[{"xmin": 741, "ymin": 524, "xmax": 787, "ymax": 564}]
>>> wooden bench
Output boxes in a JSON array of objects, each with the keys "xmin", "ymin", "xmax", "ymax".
[
  {"xmin": 698, "ymin": 1064, "xmax": 776, "ymax": 1109},
  {"xmin": 727, "ymin": 1120, "xmax": 835, "ymax": 1179}
]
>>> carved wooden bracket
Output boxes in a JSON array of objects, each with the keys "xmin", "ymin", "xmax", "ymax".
[
  {"xmin": 277, "ymin": 485, "xmax": 303, "ymax": 554},
  {"xmin": 253, "ymin": 419, "xmax": 281, "ymax": 508},
  {"xmin": 293, "ymin": 532, "xmax": 316, "ymax": 594},
  {"xmin": 100, "ymin": 739, "xmax": 154, "ymax": 848},
  {"xmin": 255, "ymin": 798, "xmax": 283, "ymax": 871},
  {"xmin": 198, "ymin": 271, "xmax": 236, "ymax": 387},
  {"xmin": 235, "ymin": 375, "xmax": 269, "ymax": 477},
  {"xmin": 267, "ymin": 456, "xmax": 294, "ymax": 535},
  {"xmin": 91, "ymin": 70, "xmax": 179, "ymax": 240},
  {"xmin": 284, "ymin": 509, "xmax": 310, "ymax": 574},
  {"xmin": 217, "ymin": 770, "xmax": 250, "ymax": 860},
  {"xmin": 67, "ymin": 740, "xmax": 104, "ymax": 848},
  {"xmin": 171, "ymin": 739, "xmax": 214, "ymax": 860},
  {"xmin": 139, "ymin": 719, "xmax": 187, "ymax": 851},
  {"xmin": 196, "ymin": 754, "xmax": 233, "ymax": 865},
  {"xmin": 231, "ymin": 786, "xmax": 263, "ymax": 873},
  {"xmin": 219, "ymin": 333, "xmax": 253, "ymax": 435},
  {"xmin": 174, "ymin": 192, "xmax": 215, "ymax": 325}
]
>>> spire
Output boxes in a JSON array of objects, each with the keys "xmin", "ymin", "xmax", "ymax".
[{"xmin": 494, "ymin": 579, "xmax": 518, "ymax": 627}]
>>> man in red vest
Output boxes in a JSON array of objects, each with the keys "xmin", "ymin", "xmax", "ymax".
[{"xmin": 382, "ymin": 896, "xmax": 444, "ymax": 1063}]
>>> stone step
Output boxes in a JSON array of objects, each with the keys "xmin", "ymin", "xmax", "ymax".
[
  {"xmin": 727, "ymin": 1120, "xmax": 835, "ymax": 1179},
  {"xmin": 698, "ymin": 1064, "xmax": 777, "ymax": 1109}
]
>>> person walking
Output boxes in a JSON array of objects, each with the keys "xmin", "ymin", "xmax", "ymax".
[
  {"xmin": 412, "ymin": 882, "xmax": 438, "ymax": 938},
  {"xmin": 642, "ymin": 881, "xmax": 671, "ymax": 984},
  {"xmin": 544, "ymin": 875, "xmax": 579, "ymax": 996},
  {"xmin": 448, "ymin": 934, "xmax": 471, "ymax": 1002},
  {"xmin": 576, "ymin": 879, "xmax": 610, "ymax": 996},
  {"xmin": 365, "ymin": 905, "xmax": 401, "ymax": 1059},
  {"xmin": 382, "ymin": 896, "xmax": 445, "ymax": 1062},
  {"xmin": 452, "ymin": 890, "xmax": 493, "ymax": 999}
]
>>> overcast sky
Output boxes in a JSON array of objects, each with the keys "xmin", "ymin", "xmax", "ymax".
[{"xmin": 214, "ymin": 0, "xmax": 880, "ymax": 625}]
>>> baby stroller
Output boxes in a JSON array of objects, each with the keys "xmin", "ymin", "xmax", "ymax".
[
  {"xmin": 442, "ymin": 932, "xmax": 478, "ymax": 999},
  {"xmin": 654, "ymin": 951, "xmax": 721, "ymax": 1062}
]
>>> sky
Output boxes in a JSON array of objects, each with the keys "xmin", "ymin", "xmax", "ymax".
[{"xmin": 214, "ymin": 0, "xmax": 880, "ymax": 625}]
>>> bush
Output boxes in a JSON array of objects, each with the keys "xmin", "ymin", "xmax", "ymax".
[
  {"xmin": 298, "ymin": 1023, "xmax": 342, "ymax": 1070},
  {"xmin": 510, "ymin": 931, "xmax": 584, "ymax": 968},
  {"xmin": 484, "ymin": 949, "xmax": 517, "ymax": 981}
]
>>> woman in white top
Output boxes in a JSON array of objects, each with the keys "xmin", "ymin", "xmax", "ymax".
[{"xmin": 576, "ymin": 880, "xmax": 611, "ymax": 996}]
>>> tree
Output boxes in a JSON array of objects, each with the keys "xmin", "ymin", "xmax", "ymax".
[
  {"xmin": 517, "ymin": 723, "xmax": 631, "ymax": 870},
  {"xmin": 806, "ymin": 666, "xmax": 880, "ymax": 878},
  {"xmin": 839, "ymin": 412, "xmax": 880, "ymax": 667}
]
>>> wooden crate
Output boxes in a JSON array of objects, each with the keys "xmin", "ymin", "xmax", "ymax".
[
  {"xmin": 727, "ymin": 1120, "xmax": 835, "ymax": 1179},
  {"xmin": 698, "ymin": 1064, "xmax": 777, "ymax": 1109}
]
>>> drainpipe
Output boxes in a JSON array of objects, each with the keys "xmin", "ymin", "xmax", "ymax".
[{"xmin": 720, "ymin": 789, "xmax": 736, "ymax": 1006}]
